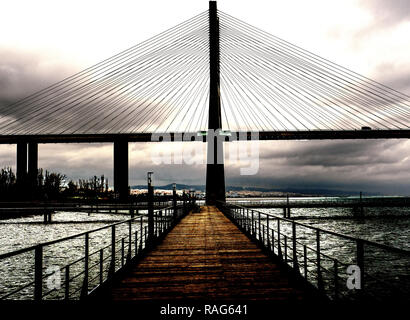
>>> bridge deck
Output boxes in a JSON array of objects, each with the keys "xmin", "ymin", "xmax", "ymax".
[{"xmin": 106, "ymin": 206, "xmax": 306, "ymax": 301}]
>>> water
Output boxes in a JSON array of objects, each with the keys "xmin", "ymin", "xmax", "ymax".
[
  {"xmin": 260, "ymin": 206, "xmax": 410, "ymax": 250},
  {"xmin": 0, "ymin": 211, "xmax": 148, "ymax": 300},
  {"xmin": 244, "ymin": 204, "xmax": 410, "ymax": 300},
  {"xmin": 0, "ymin": 212, "xmax": 131, "ymax": 254},
  {"xmin": 0, "ymin": 199, "xmax": 409, "ymax": 300}
]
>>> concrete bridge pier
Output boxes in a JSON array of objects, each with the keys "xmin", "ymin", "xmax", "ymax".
[
  {"xmin": 28, "ymin": 142, "xmax": 38, "ymax": 190},
  {"xmin": 17, "ymin": 142, "xmax": 38, "ymax": 196},
  {"xmin": 113, "ymin": 140, "xmax": 129, "ymax": 202},
  {"xmin": 16, "ymin": 142, "xmax": 28, "ymax": 187}
]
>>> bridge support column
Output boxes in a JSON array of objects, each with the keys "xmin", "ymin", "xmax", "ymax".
[
  {"xmin": 205, "ymin": 1, "xmax": 226, "ymax": 205},
  {"xmin": 113, "ymin": 140, "xmax": 129, "ymax": 201},
  {"xmin": 28, "ymin": 142, "xmax": 38, "ymax": 195},
  {"xmin": 16, "ymin": 142, "xmax": 28, "ymax": 190}
]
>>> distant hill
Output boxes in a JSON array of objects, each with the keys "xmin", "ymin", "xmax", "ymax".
[{"xmin": 130, "ymin": 184, "xmax": 380, "ymax": 196}]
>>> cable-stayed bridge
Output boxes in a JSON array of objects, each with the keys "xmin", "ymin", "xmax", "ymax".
[
  {"xmin": 0, "ymin": 1, "xmax": 409, "ymax": 304},
  {"xmin": 1, "ymin": 1, "xmax": 410, "ymax": 202},
  {"xmin": 2, "ymin": 8, "xmax": 410, "ymax": 135}
]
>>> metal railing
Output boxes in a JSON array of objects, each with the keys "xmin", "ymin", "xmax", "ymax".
[
  {"xmin": 0, "ymin": 204, "xmax": 192, "ymax": 300},
  {"xmin": 217, "ymin": 202, "xmax": 410, "ymax": 301},
  {"xmin": 227, "ymin": 196, "xmax": 410, "ymax": 208}
]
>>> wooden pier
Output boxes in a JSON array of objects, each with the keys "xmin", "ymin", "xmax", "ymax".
[{"xmin": 103, "ymin": 206, "xmax": 310, "ymax": 301}]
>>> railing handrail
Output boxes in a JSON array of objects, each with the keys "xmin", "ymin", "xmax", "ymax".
[
  {"xmin": 0, "ymin": 205, "xmax": 175, "ymax": 260},
  {"xmin": 221, "ymin": 202, "xmax": 410, "ymax": 256},
  {"xmin": 217, "ymin": 201, "xmax": 409, "ymax": 301},
  {"xmin": 0, "ymin": 201, "xmax": 195, "ymax": 300}
]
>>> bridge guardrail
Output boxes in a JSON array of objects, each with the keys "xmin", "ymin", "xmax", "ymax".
[
  {"xmin": 0, "ymin": 204, "xmax": 193, "ymax": 300},
  {"xmin": 217, "ymin": 201, "xmax": 410, "ymax": 301},
  {"xmin": 227, "ymin": 196, "xmax": 410, "ymax": 209}
]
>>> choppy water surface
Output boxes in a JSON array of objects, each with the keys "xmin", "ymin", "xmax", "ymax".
[
  {"xmin": 0, "ymin": 211, "xmax": 147, "ymax": 300},
  {"xmin": 254, "ymin": 204, "xmax": 410, "ymax": 299},
  {"xmin": 0, "ymin": 199, "xmax": 409, "ymax": 300}
]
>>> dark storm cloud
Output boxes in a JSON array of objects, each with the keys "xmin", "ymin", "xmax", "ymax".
[
  {"xmin": 0, "ymin": 47, "xmax": 192, "ymax": 134},
  {"xmin": 0, "ymin": 48, "xmax": 71, "ymax": 104},
  {"xmin": 1, "ymin": 18, "xmax": 410, "ymax": 195},
  {"xmin": 258, "ymin": 140, "xmax": 401, "ymax": 167},
  {"xmin": 224, "ymin": 139, "xmax": 410, "ymax": 195}
]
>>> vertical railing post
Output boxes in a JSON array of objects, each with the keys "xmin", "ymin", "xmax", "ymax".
[
  {"xmin": 271, "ymin": 228, "xmax": 275, "ymax": 253},
  {"xmin": 251, "ymin": 210, "xmax": 254, "ymax": 236},
  {"xmin": 266, "ymin": 216, "xmax": 270, "ymax": 248},
  {"xmin": 135, "ymin": 231, "xmax": 138, "ymax": 255},
  {"xmin": 277, "ymin": 219, "xmax": 282, "ymax": 259},
  {"xmin": 65, "ymin": 265, "xmax": 70, "ymax": 300},
  {"xmin": 127, "ymin": 220, "xmax": 132, "ymax": 261},
  {"xmin": 284, "ymin": 235, "xmax": 288, "ymax": 264},
  {"xmin": 258, "ymin": 212, "xmax": 261, "ymax": 241},
  {"xmin": 172, "ymin": 183, "xmax": 177, "ymax": 220},
  {"xmin": 262, "ymin": 224, "xmax": 265, "ymax": 245},
  {"xmin": 316, "ymin": 229, "xmax": 324, "ymax": 291},
  {"xmin": 147, "ymin": 172, "xmax": 154, "ymax": 244},
  {"xmin": 287, "ymin": 194, "xmax": 291, "ymax": 218},
  {"xmin": 99, "ymin": 249, "xmax": 103, "ymax": 285},
  {"xmin": 159, "ymin": 210, "xmax": 163, "ymax": 235},
  {"xmin": 34, "ymin": 245, "xmax": 43, "ymax": 301},
  {"xmin": 334, "ymin": 259, "xmax": 339, "ymax": 300},
  {"xmin": 121, "ymin": 238, "xmax": 125, "ymax": 267},
  {"xmin": 356, "ymin": 239, "xmax": 364, "ymax": 290},
  {"xmin": 109, "ymin": 225, "xmax": 116, "ymax": 277},
  {"xmin": 292, "ymin": 221, "xmax": 299, "ymax": 273},
  {"xmin": 81, "ymin": 232, "xmax": 89, "ymax": 298},
  {"xmin": 183, "ymin": 190, "xmax": 186, "ymax": 214},
  {"xmin": 139, "ymin": 216, "xmax": 143, "ymax": 251},
  {"xmin": 303, "ymin": 245, "xmax": 308, "ymax": 279},
  {"xmin": 246, "ymin": 209, "xmax": 250, "ymax": 233}
]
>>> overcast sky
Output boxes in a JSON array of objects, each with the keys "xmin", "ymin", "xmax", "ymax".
[{"xmin": 1, "ymin": 0, "xmax": 410, "ymax": 194}]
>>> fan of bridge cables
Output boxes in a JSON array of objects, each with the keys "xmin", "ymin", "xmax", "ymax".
[
  {"xmin": 1, "ymin": 10, "xmax": 410, "ymax": 136},
  {"xmin": 218, "ymin": 10, "xmax": 410, "ymax": 131},
  {"xmin": 0, "ymin": 11, "xmax": 210, "ymax": 135}
]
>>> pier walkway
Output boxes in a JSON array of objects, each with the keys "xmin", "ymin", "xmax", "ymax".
[{"xmin": 105, "ymin": 206, "xmax": 307, "ymax": 301}]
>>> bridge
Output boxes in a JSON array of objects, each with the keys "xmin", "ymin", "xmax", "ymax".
[
  {"xmin": 0, "ymin": 1, "xmax": 409, "ymax": 303},
  {"xmin": 1, "ymin": 3, "xmax": 410, "ymax": 203},
  {"xmin": 0, "ymin": 195, "xmax": 408, "ymax": 301}
]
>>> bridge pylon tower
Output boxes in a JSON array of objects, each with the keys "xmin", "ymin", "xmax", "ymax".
[{"xmin": 205, "ymin": 0, "xmax": 226, "ymax": 204}]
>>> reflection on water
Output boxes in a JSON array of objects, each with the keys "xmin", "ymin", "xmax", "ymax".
[
  {"xmin": 0, "ymin": 200, "xmax": 409, "ymax": 300},
  {"xmin": 261, "ymin": 206, "xmax": 410, "ymax": 250},
  {"xmin": 0, "ymin": 211, "xmax": 147, "ymax": 255},
  {"xmin": 255, "ymin": 205, "xmax": 410, "ymax": 299},
  {"xmin": 0, "ymin": 211, "xmax": 147, "ymax": 299}
]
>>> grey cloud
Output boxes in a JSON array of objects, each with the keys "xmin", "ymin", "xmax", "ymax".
[
  {"xmin": 258, "ymin": 140, "xmax": 402, "ymax": 167},
  {"xmin": 1, "ymin": 139, "xmax": 410, "ymax": 194},
  {"xmin": 0, "ymin": 47, "xmax": 72, "ymax": 104},
  {"xmin": 359, "ymin": 0, "xmax": 410, "ymax": 28},
  {"xmin": 225, "ymin": 139, "xmax": 410, "ymax": 194},
  {"xmin": 1, "ymin": 34, "xmax": 410, "ymax": 194},
  {"xmin": 371, "ymin": 62, "xmax": 410, "ymax": 94},
  {"xmin": 0, "ymin": 47, "xmax": 198, "ymax": 135},
  {"xmin": 350, "ymin": 0, "xmax": 410, "ymax": 42}
]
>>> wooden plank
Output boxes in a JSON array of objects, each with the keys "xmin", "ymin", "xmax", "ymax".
[{"xmin": 107, "ymin": 205, "xmax": 306, "ymax": 301}]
